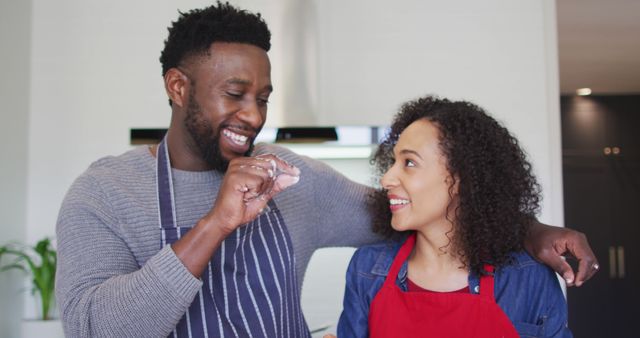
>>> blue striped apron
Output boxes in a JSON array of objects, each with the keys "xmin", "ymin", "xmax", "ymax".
[{"xmin": 156, "ymin": 138, "xmax": 311, "ymax": 338}]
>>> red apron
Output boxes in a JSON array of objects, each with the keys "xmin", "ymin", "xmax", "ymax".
[{"xmin": 368, "ymin": 233, "xmax": 519, "ymax": 338}]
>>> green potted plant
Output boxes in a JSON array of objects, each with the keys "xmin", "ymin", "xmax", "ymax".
[
  {"xmin": 0, "ymin": 237, "xmax": 63, "ymax": 338},
  {"xmin": 0, "ymin": 238, "xmax": 56, "ymax": 320}
]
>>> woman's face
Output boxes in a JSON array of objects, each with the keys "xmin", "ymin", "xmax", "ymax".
[{"xmin": 380, "ymin": 119, "xmax": 457, "ymax": 233}]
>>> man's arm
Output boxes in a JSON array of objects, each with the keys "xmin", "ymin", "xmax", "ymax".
[
  {"xmin": 258, "ymin": 144, "xmax": 382, "ymax": 250},
  {"xmin": 306, "ymin": 155, "xmax": 381, "ymax": 248},
  {"xmin": 56, "ymin": 155, "xmax": 299, "ymax": 337},
  {"xmin": 56, "ymin": 174, "xmax": 202, "ymax": 337},
  {"xmin": 285, "ymin": 147, "xmax": 599, "ymax": 286},
  {"xmin": 525, "ymin": 221, "xmax": 599, "ymax": 287}
]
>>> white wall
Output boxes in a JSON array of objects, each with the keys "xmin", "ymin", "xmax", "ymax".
[
  {"xmin": 0, "ymin": 0, "xmax": 31, "ymax": 336},
  {"xmin": 15, "ymin": 0, "xmax": 562, "ymax": 334},
  {"xmin": 311, "ymin": 0, "xmax": 564, "ymax": 224}
]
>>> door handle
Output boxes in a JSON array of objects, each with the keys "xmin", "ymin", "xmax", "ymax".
[
  {"xmin": 609, "ymin": 246, "xmax": 617, "ymax": 278},
  {"xmin": 617, "ymin": 246, "xmax": 625, "ymax": 279}
]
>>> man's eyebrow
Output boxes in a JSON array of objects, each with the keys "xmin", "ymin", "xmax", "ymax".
[
  {"xmin": 399, "ymin": 149, "xmax": 423, "ymax": 160},
  {"xmin": 226, "ymin": 78, "xmax": 251, "ymax": 85},
  {"xmin": 225, "ymin": 78, "xmax": 273, "ymax": 92}
]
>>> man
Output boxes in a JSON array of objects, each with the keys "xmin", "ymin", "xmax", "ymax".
[{"xmin": 55, "ymin": 2, "xmax": 597, "ymax": 337}]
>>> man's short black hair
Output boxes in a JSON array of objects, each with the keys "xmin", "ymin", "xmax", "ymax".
[{"xmin": 160, "ymin": 1, "xmax": 271, "ymax": 76}]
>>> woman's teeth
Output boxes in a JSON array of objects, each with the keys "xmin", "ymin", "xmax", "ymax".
[
  {"xmin": 389, "ymin": 198, "xmax": 410, "ymax": 205},
  {"xmin": 223, "ymin": 129, "xmax": 249, "ymax": 145}
]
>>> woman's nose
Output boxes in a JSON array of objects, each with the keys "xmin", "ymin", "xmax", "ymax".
[{"xmin": 380, "ymin": 168, "xmax": 398, "ymax": 190}]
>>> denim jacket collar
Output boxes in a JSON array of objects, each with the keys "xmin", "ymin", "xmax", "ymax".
[{"xmin": 370, "ymin": 240, "xmax": 481, "ymax": 294}]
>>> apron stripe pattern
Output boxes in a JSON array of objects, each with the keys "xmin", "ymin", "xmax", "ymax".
[{"xmin": 156, "ymin": 137, "xmax": 310, "ymax": 338}]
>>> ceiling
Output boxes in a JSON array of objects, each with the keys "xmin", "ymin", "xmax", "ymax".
[{"xmin": 557, "ymin": 0, "xmax": 640, "ymax": 94}]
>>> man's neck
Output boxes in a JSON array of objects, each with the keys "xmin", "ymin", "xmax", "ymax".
[{"xmin": 157, "ymin": 128, "xmax": 213, "ymax": 172}]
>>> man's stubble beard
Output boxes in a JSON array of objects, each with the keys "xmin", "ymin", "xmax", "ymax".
[{"xmin": 183, "ymin": 89, "xmax": 255, "ymax": 172}]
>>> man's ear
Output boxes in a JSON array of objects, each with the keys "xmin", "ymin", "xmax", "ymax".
[{"xmin": 164, "ymin": 68, "xmax": 189, "ymax": 108}]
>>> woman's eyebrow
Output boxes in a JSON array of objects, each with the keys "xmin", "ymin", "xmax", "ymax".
[{"xmin": 399, "ymin": 149, "xmax": 423, "ymax": 160}]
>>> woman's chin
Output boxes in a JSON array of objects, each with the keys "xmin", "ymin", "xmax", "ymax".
[{"xmin": 390, "ymin": 221, "xmax": 412, "ymax": 233}]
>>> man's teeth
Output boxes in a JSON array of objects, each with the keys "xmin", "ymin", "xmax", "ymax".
[
  {"xmin": 223, "ymin": 129, "xmax": 248, "ymax": 145},
  {"xmin": 389, "ymin": 199, "xmax": 410, "ymax": 205}
]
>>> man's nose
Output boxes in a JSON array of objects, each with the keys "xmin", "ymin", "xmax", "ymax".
[{"xmin": 237, "ymin": 100, "xmax": 264, "ymax": 129}]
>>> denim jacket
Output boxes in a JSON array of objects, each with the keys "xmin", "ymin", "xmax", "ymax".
[{"xmin": 337, "ymin": 240, "xmax": 572, "ymax": 338}]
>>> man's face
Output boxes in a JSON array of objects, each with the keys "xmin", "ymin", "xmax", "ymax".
[{"xmin": 182, "ymin": 42, "xmax": 272, "ymax": 171}]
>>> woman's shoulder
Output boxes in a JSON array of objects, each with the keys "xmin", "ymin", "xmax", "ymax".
[
  {"xmin": 496, "ymin": 251, "xmax": 557, "ymax": 279},
  {"xmin": 349, "ymin": 239, "xmax": 405, "ymax": 277},
  {"xmin": 500, "ymin": 251, "xmax": 552, "ymax": 273},
  {"xmin": 494, "ymin": 253, "xmax": 570, "ymax": 337},
  {"xmin": 494, "ymin": 251, "xmax": 562, "ymax": 295}
]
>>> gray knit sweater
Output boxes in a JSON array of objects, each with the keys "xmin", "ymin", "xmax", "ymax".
[{"xmin": 55, "ymin": 144, "xmax": 379, "ymax": 337}]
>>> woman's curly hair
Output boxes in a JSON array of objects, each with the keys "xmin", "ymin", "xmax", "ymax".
[{"xmin": 370, "ymin": 95, "xmax": 541, "ymax": 274}]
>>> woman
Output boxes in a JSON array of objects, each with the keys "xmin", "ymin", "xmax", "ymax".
[{"xmin": 335, "ymin": 96, "xmax": 571, "ymax": 337}]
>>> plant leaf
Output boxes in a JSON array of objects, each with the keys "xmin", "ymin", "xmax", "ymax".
[{"xmin": 0, "ymin": 237, "xmax": 57, "ymax": 320}]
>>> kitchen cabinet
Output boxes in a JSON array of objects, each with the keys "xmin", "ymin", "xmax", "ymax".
[{"xmin": 561, "ymin": 95, "xmax": 640, "ymax": 337}]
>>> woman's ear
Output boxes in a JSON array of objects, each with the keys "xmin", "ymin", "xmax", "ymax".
[
  {"xmin": 164, "ymin": 68, "xmax": 190, "ymax": 108},
  {"xmin": 446, "ymin": 175, "xmax": 460, "ymax": 196}
]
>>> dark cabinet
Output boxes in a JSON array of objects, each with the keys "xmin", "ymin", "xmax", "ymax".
[{"xmin": 561, "ymin": 95, "xmax": 640, "ymax": 338}]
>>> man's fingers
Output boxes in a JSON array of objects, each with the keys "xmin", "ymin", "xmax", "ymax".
[
  {"xmin": 234, "ymin": 158, "xmax": 274, "ymax": 174},
  {"xmin": 559, "ymin": 261, "xmax": 576, "ymax": 287},
  {"xmin": 255, "ymin": 154, "xmax": 301, "ymax": 177},
  {"xmin": 530, "ymin": 223, "xmax": 600, "ymax": 287},
  {"xmin": 574, "ymin": 257, "xmax": 599, "ymax": 287},
  {"xmin": 565, "ymin": 232, "xmax": 599, "ymax": 287},
  {"xmin": 570, "ymin": 245, "xmax": 599, "ymax": 287},
  {"xmin": 272, "ymin": 174, "xmax": 300, "ymax": 194},
  {"xmin": 253, "ymin": 155, "xmax": 300, "ymax": 197},
  {"xmin": 225, "ymin": 155, "xmax": 300, "ymax": 214},
  {"xmin": 235, "ymin": 163, "xmax": 279, "ymax": 197},
  {"xmin": 541, "ymin": 248, "xmax": 576, "ymax": 286}
]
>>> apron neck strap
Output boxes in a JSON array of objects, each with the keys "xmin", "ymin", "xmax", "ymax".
[
  {"xmin": 384, "ymin": 233, "xmax": 417, "ymax": 287},
  {"xmin": 156, "ymin": 136, "xmax": 178, "ymax": 229},
  {"xmin": 479, "ymin": 264, "xmax": 496, "ymax": 300},
  {"xmin": 384, "ymin": 233, "xmax": 496, "ymax": 300}
]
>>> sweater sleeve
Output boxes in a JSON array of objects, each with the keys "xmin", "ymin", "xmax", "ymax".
[
  {"xmin": 255, "ymin": 144, "xmax": 383, "ymax": 249},
  {"xmin": 284, "ymin": 150, "xmax": 381, "ymax": 248},
  {"xmin": 55, "ymin": 173, "xmax": 202, "ymax": 338},
  {"xmin": 302, "ymin": 152, "xmax": 381, "ymax": 248}
]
